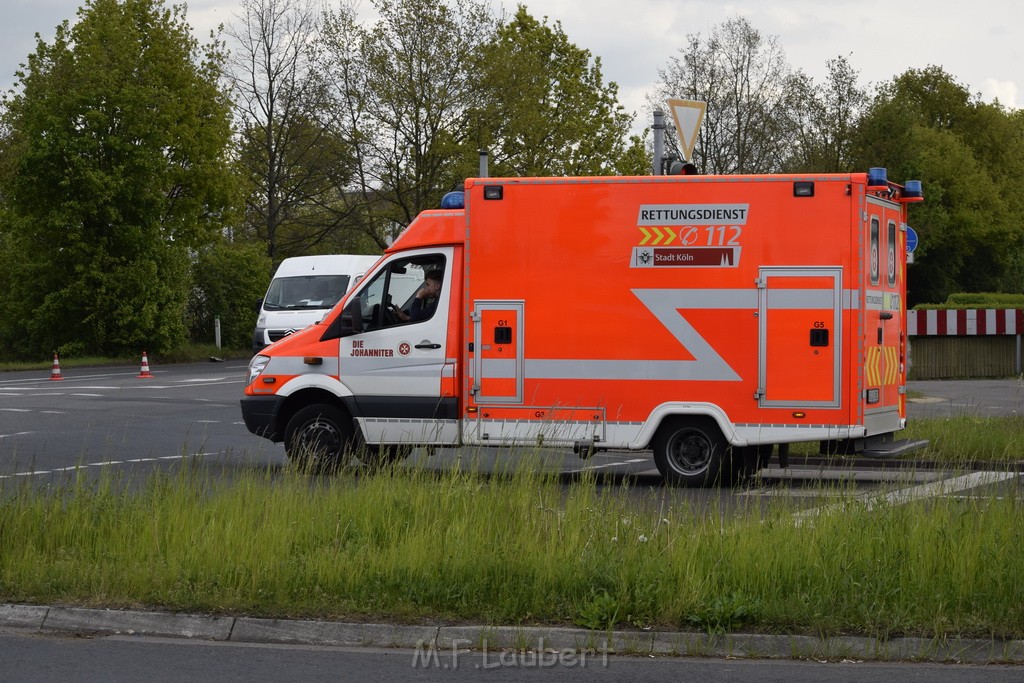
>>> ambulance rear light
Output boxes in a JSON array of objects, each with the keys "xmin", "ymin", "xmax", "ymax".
[
  {"xmin": 483, "ymin": 185, "xmax": 503, "ymax": 200},
  {"xmin": 441, "ymin": 191, "xmax": 465, "ymax": 209},
  {"xmin": 867, "ymin": 167, "xmax": 888, "ymax": 189},
  {"xmin": 793, "ymin": 181, "xmax": 814, "ymax": 197}
]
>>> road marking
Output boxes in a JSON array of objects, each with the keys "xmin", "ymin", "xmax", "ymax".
[
  {"xmin": 70, "ymin": 393, "xmax": 104, "ymax": 397},
  {"xmin": 0, "ymin": 453, "xmax": 219, "ymax": 480},
  {"xmin": 0, "ymin": 408, "xmax": 31, "ymax": 412},
  {"xmin": 793, "ymin": 471, "xmax": 1020, "ymax": 524},
  {"xmin": 566, "ymin": 457, "xmax": 649, "ymax": 474},
  {"xmin": 0, "ymin": 432, "xmax": 34, "ymax": 438}
]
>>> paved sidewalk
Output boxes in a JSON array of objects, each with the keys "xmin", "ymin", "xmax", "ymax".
[{"xmin": 4, "ymin": 603, "xmax": 1024, "ymax": 664}]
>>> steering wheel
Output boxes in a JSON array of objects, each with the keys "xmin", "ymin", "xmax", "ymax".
[{"xmin": 381, "ymin": 303, "xmax": 402, "ymax": 326}]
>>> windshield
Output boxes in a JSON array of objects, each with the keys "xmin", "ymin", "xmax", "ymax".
[{"xmin": 262, "ymin": 274, "xmax": 351, "ymax": 311}]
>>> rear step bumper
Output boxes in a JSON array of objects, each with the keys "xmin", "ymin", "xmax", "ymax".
[
  {"xmin": 861, "ymin": 438, "xmax": 930, "ymax": 458},
  {"xmin": 819, "ymin": 436, "xmax": 930, "ymax": 458}
]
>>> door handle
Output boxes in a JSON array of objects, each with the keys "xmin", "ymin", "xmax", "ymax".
[{"xmin": 415, "ymin": 342, "xmax": 442, "ymax": 349}]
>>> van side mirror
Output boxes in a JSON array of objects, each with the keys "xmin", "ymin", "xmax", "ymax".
[
  {"xmin": 254, "ymin": 297, "xmax": 264, "ymax": 313},
  {"xmin": 320, "ymin": 300, "xmax": 361, "ymax": 341}
]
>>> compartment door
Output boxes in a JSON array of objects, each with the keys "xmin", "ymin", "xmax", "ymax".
[{"xmin": 758, "ymin": 267, "xmax": 842, "ymax": 408}]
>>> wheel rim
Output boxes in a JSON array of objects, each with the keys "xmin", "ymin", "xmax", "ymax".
[
  {"xmin": 294, "ymin": 416, "xmax": 341, "ymax": 461},
  {"xmin": 667, "ymin": 429, "xmax": 713, "ymax": 475}
]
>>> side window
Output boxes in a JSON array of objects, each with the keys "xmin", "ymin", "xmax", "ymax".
[
  {"xmin": 887, "ymin": 221, "xmax": 897, "ymax": 287},
  {"xmin": 870, "ymin": 217, "xmax": 880, "ymax": 286},
  {"xmin": 349, "ymin": 254, "xmax": 446, "ymax": 331}
]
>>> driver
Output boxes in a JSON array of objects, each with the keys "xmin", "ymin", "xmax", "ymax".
[{"xmin": 393, "ymin": 269, "xmax": 442, "ymax": 322}]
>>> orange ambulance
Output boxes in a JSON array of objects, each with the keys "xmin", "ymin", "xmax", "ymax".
[{"xmin": 241, "ymin": 168, "xmax": 924, "ymax": 485}]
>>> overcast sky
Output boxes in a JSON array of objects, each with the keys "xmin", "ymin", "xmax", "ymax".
[{"xmin": 3, "ymin": 0, "xmax": 1022, "ymax": 135}]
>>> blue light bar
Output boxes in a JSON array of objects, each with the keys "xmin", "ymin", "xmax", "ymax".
[
  {"xmin": 867, "ymin": 167, "xmax": 888, "ymax": 187},
  {"xmin": 903, "ymin": 180, "xmax": 923, "ymax": 198},
  {"xmin": 440, "ymin": 191, "xmax": 465, "ymax": 209}
]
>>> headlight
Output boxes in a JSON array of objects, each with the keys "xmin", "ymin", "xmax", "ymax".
[
  {"xmin": 257, "ymin": 313, "xmax": 267, "ymax": 326},
  {"xmin": 248, "ymin": 355, "xmax": 270, "ymax": 384}
]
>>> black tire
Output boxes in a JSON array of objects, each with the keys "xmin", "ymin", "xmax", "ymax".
[
  {"xmin": 652, "ymin": 417, "xmax": 729, "ymax": 487},
  {"xmin": 358, "ymin": 444, "xmax": 412, "ymax": 469},
  {"xmin": 284, "ymin": 403, "xmax": 353, "ymax": 474},
  {"xmin": 730, "ymin": 444, "xmax": 773, "ymax": 483}
]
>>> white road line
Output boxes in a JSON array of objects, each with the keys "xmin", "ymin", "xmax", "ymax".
[
  {"xmin": 0, "ymin": 408, "xmax": 32, "ymax": 412},
  {"xmin": 70, "ymin": 393, "xmax": 104, "ymax": 397},
  {"xmin": 566, "ymin": 457, "xmax": 649, "ymax": 474},
  {"xmin": 0, "ymin": 432, "xmax": 34, "ymax": 438},
  {"xmin": 0, "ymin": 454, "xmax": 204, "ymax": 480},
  {"xmin": 793, "ymin": 471, "xmax": 1021, "ymax": 524}
]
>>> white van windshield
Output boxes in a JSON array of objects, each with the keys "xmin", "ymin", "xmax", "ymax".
[{"xmin": 263, "ymin": 275, "xmax": 351, "ymax": 310}]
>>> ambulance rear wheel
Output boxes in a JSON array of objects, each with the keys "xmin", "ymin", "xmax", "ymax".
[
  {"xmin": 652, "ymin": 417, "xmax": 727, "ymax": 487},
  {"xmin": 284, "ymin": 403, "xmax": 353, "ymax": 474}
]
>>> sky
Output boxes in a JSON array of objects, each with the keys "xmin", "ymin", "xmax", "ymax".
[{"xmin": 3, "ymin": 0, "xmax": 1022, "ymax": 136}]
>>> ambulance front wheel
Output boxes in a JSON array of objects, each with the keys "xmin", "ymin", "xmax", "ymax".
[
  {"xmin": 284, "ymin": 403, "xmax": 354, "ymax": 474},
  {"xmin": 652, "ymin": 417, "xmax": 728, "ymax": 487}
]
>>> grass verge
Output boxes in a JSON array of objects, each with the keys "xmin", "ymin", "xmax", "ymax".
[{"xmin": 2, "ymin": 458, "xmax": 1023, "ymax": 639}]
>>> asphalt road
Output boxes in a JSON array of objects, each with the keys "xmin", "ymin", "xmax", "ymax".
[
  {"xmin": 3, "ymin": 631, "xmax": 1023, "ymax": 683},
  {"xmin": 1, "ymin": 360, "xmax": 1022, "ymax": 509}
]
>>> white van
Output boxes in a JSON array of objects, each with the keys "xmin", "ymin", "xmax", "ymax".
[{"xmin": 252, "ymin": 254, "xmax": 380, "ymax": 353}]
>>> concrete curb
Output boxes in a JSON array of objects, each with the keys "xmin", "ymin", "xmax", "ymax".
[{"xmin": 4, "ymin": 603, "xmax": 1024, "ymax": 664}]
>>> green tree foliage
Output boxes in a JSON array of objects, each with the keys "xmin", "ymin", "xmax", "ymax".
[
  {"xmin": 0, "ymin": 0, "xmax": 235, "ymax": 358},
  {"xmin": 851, "ymin": 67, "xmax": 1024, "ymax": 304},
  {"xmin": 472, "ymin": 6, "xmax": 642, "ymax": 177},
  {"xmin": 186, "ymin": 240, "xmax": 271, "ymax": 350},
  {"xmin": 784, "ymin": 55, "xmax": 867, "ymax": 173},
  {"xmin": 321, "ymin": 0, "xmax": 495, "ymax": 247}
]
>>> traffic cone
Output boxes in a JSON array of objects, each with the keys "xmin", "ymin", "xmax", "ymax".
[
  {"xmin": 137, "ymin": 351, "xmax": 154, "ymax": 378},
  {"xmin": 49, "ymin": 352, "xmax": 64, "ymax": 381}
]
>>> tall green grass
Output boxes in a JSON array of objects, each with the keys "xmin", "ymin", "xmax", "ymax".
[{"xmin": 2, "ymin": 458, "xmax": 1023, "ymax": 639}]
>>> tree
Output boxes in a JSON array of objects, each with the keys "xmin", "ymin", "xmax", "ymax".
[
  {"xmin": 0, "ymin": 0, "xmax": 236, "ymax": 358},
  {"xmin": 186, "ymin": 239, "xmax": 271, "ymax": 349},
  {"xmin": 472, "ymin": 7, "xmax": 642, "ymax": 177},
  {"xmin": 226, "ymin": 0, "xmax": 359, "ymax": 269},
  {"xmin": 654, "ymin": 17, "xmax": 800, "ymax": 174},
  {"xmin": 783, "ymin": 55, "xmax": 867, "ymax": 173},
  {"xmin": 851, "ymin": 67, "xmax": 1024, "ymax": 303},
  {"xmin": 321, "ymin": 0, "xmax": 496, "ymax": 247}
]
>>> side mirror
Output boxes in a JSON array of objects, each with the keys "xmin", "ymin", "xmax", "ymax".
[
  {"xmin": 321, "ymin": 300, "xmax": 361, "ymax": 341},
  {"xmin": 254, "ymin": 297, "xmax": 264, "ymax": 313}
]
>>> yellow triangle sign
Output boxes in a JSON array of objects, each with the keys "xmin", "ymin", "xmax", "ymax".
[{"xmin": 667, "ymin": 99, "xmax": 706, "ymax": 161}]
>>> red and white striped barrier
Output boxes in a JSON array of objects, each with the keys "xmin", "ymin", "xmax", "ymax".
[{"xmin": 907, "ymin": 309, "xmax": 1024, "ymax": 336}]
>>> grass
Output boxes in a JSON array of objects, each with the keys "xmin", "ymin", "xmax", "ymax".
[
  {"xmin": 783, "ymin": 415, "xmax": 1024, "ymax": 466},
  {"xmin": 0, "ymin": 344, "xmax": 251, "ymax": 372},
  {"xmin": 2, "ymin": 457, "xmax": 1024, "ymax": 640}
]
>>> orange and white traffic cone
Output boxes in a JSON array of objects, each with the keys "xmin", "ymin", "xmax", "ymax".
[
  {"xmin": 137, "ymin": 351, "xmax": 154, "ymax": 378},
  {"xmin": 50, "ymin": 352, "xmax": 64, "ymax": 381}
]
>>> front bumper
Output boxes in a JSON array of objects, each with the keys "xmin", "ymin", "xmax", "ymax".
[{"xmin": 241, "ymin": 394, "xmax": 285, "ymax": 442}]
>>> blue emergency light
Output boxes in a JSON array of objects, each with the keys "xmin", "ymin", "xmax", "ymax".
[
  {"xmin": 441, "ymin": 191, "xmax": 465, "ymax": 209},
  {"xmin": 867, "ymin": 167, "xmax": 888, "ymax": 187},
  {"xmin": 903, "ymin": 180, "xmax": 923, "ymax": 198}
]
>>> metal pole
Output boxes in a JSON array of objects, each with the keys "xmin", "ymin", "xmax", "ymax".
[
  {"xmin": 215, "ymin": 316, "xmax": 222, "ymax": 350},
  {"xmin": 652, "ymin": 110, "xmax": 665, "ymax": 176},
  {"xmin": 478, "ymin": 149, "xmax": 489, "ymax": 178}
]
